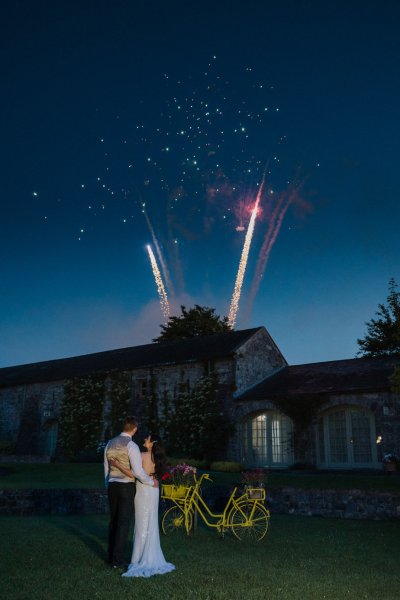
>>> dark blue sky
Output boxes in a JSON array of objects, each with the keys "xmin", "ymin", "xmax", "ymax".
[{"xmin": 1, "ymin": 0, "xmax": 399, "ymax": 367}]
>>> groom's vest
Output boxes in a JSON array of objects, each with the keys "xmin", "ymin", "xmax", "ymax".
[{"xmin": 106, "ymin": 435, "xmax": 134, "ymax": 481}]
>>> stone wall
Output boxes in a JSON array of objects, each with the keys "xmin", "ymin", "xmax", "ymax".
[
  {"xmin": 0, "ymin": 488, "xmax": 108, "ymax": 516},
  {"xmin": 324, "ymin": 391, "xmax": 400, "ymax": 457},
  {"xmin": 1, "ymin": 486, "xmax": 399, "ymax": 520},
  {"xmin": 234, "ymin": 328, "xmax": 287, "ymax": 396},
  {"xmin": 268, "ymin": 486, "xmax": 400, "ymax": 520},
  {"xmin": 233, "ymin": 390, "xmax": 400, "ymax": 467},
  {"xmin": 0, "ymin": 382, "xmax": 63, "ymax": 454},
  {"xmin": 0, "ymin": 358, "xmax": 239, "ymax": 459}
]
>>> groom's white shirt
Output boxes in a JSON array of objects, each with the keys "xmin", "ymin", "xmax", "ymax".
[{"xmin": 104, "ymin": 432, "xmax": 155, "ymax": 487}]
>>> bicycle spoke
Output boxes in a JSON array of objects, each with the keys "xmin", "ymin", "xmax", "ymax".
[
  {"xmin": 161, "ymin": 506, "xmax": 193, "ymax": 536},
  {"xmin": 230, "ymin": 503, "xmax": 270, "ymax": 541}
]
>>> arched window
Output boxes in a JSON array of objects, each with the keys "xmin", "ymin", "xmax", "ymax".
[
  {"xmin": 316, "ymin": 406, "xmax": 378, "ymax": 469},
  {"xmin": 242, "ymin": 411, "xmax": 294, "ymax": 467}
]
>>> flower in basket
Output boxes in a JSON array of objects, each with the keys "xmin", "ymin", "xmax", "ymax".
[
  {"xmin": 162, "ymin": 463, "xmax": 196, "ymax": 487},
  {"xmin": 382, "ymin": 453, "xmax": 399, "ymax": 465},
  {"xmin": 241, "ymin": 467, "xmax": 268, "ymax": 487}
]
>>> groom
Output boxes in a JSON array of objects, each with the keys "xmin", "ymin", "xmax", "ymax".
[{"xmin": 104, "ymin": 415, "xmax": 158, "ymax": 568}]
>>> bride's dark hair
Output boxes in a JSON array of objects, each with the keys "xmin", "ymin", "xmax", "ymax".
[{"xmin": 148, "ymin": 434, "xmax": 167, "ymax": 480}]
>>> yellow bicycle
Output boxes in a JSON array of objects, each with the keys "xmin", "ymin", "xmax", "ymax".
[{"xmin": 161, "ymin": 473, "xmax": 270, "ymax": 541}]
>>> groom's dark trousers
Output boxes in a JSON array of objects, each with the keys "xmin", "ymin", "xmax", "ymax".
[{"xmin": 107, "ymin": 481, "xmax": 136, "ymax": 566}]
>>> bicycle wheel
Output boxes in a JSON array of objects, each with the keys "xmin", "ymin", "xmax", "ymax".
[
  {"xmin": 161, "ymin": 506, "xmax": 193, "ymax": 535},
  {"xmin": 229, "ymin": 502, "xmax": 270, "ymax": 541}
]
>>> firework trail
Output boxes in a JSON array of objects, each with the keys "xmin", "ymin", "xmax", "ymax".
[
  {"xmin": 146, "ymin": 244, "xmax": 170, "ymax": 322},
  {"xmin": 142, "ymin": 204, "xmax": 175, "ymax": 298},
  {"xmin": 166, "ymin": 208, "xmax": 186, "ymax": 295},
  {"xmin": 244, "ymin": 185, "xmax": 300, "ymax": 322},
  {"xmin": 228, "ymin": 177, "xmax": 266, "ymax": 328}
]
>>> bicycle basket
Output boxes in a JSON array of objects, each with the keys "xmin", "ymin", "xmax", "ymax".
[
  {"xmin": 247, "ymin": 487, "xmax": 266, "ymax": 500},
  {"xmin": 162, "ymin": 484, "xmax": 191, "ymax": 499}
]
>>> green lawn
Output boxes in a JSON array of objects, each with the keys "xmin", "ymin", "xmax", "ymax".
[
  {"xmin": 1, "ymin": 462, "xmax": 399, "ymax": 491},
  {"xmin": 1, "ymin": 513, "xmax": 399, "ymax": 600}
]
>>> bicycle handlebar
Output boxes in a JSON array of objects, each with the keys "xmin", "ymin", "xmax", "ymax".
[{"xmin": 199, "ymin": 472, "xmax": 213, "ymax": 483}]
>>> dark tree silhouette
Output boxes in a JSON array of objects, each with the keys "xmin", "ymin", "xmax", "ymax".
[
  {"xmin": 357, "ymin": 278, "xmax": 400, "ymax": 357},
  {"xmin": 153, "ymin": 305, "xmax": 232, "ymax": 342}
]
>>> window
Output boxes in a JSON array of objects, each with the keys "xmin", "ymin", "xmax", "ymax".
[
  {"xmin": 242, "ymin": 411, "xmax": 294, "ymax": 467},
  {"xmin": 316, "ymin": 406, "xmax": 378, "ymax": 469}
]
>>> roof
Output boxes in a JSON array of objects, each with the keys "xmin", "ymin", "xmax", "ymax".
[
  {"xmin": 0, "ymin": 327, "xmax": 263, "ymax": 388},
  {"xmin": 237, "ymin": 354, "xmax": 400, "ymax": 400}
]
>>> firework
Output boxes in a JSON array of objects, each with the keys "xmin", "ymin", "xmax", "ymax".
[
  {"xmin": 146, "ymin": 244, "xmax": 170, "ymax": 322},
  {"xmin": 228, "ymin": 184, "xmax": 264, "ymax": 328},
  {"xmin": 142, "ymin": 203, "xmax": 175, "ymax": 298}
]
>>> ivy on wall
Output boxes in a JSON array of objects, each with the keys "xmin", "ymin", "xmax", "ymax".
[
  {"xmin": 57, "ymin": 368, "xmax": 234, "ymax": 460},
  {"xmin": 109, "ymin": 370, "xmax": 131, "ymax": 436},
  {"xmin": 58, "ymin": 374, "xmax": 105, "ymax": 457},
  {"xmin": 271, "ymin": 394, "xmax": 327, "ymax": 459},
  {"xmin": 145, "ymin": 371, "xmax": 160, "ymax": 435},
  {"xmin": 161, "ymin": 372, "xmax": 233, "ymax": 460}
]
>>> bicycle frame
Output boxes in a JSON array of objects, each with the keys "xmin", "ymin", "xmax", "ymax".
[{"xmin": 162, "ymin": 473, "xmax": 267, "ymax": 534}]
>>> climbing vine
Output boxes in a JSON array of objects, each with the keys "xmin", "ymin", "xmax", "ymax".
[
  {"xmin": 162, "ymin": 372, "xmax": 233, "ymax": 460},
  {"xmin": 58, "ymin": 374, "xmax": 105, "ymax": 457},
  {"xmin": 271, "ymin": 395, "xmax": 326, "ymax": 431},
  {"xmin": 145, "ymin": 371, "xmax": 160, "ymax": 434},
  {"xmin": 271, "ymin": 394, "xmax": 327, "ymax": 460},
  {"xmin": 109, "ymin": 370, "xmax": 131, "ymax": 435}
]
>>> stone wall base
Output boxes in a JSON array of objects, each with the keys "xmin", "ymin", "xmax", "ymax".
[
  {"xmin": 1, "ymin": 486, "xmax": 399, "ymax": 519},
  {"xmin": 0, "ymin": 455, "xmax": 51, "ymax": 463}
]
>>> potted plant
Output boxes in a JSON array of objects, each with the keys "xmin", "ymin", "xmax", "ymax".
[
  {"xmin": 382, "ymin": 453, "xmax": 398, "ymax": 473},
  {"xmin": 161, "ymin": 463, "xmax": 197, "ymax": 498},
  {"xmin": 241, "ymin": 468, "xmax": 268, "ymax": 498}
]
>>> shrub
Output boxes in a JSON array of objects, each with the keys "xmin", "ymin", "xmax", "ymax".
[
  {"xmin": 209, "ymin": 460, "xmax": 243, "ymax": 472},
  {"xmin": 0, "ymin": 440, "xmax": 16, "ymax": 455},
  {"xmin": 167, "ymin": 457, "xmax": 209, "ymax": 469}
]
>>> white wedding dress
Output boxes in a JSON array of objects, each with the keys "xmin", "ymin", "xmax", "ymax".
[{"xmin": 122, "ymin": 481, "xmax": 175, "ymax": 578}]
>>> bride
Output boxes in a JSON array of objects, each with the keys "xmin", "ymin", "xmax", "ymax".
[{"xmin": 110, "ymin": 434, "xmax": 175, "ymax": 578}]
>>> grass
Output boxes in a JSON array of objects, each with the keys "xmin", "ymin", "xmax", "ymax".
[
  {"xmin": 1, "ymin": 462, "xmax": 399, "ymax": 491},
  {"xmin": 1, "ymin": 513, "xmax": 400, "ymax": 600},
  {"xmin": 0, "ymin": 462, "xmax": 104, "ymax": 489}
]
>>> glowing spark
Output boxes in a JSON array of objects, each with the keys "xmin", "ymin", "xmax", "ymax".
[
  {"xmin": 228, "ymin": 168, "xmax": 270, "ymax": 327},
  {"xmin": 142, "ymin": 204, "xmax": 175, "ymax": 297},
  {"xmin": 146, "ymin": 244, "xmax": 170, "ymax": 322},
  {"xmin": 228, "ymin": 184, "xmax": 264, "ymax": 328}
]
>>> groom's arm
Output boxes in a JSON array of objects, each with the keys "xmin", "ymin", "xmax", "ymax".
[{"xmin": 128, "ymin": 442, "xmax": 157, "ymax": 487}]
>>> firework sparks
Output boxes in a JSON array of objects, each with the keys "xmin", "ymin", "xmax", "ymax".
[
  {"xmin": 146, "ymin": 244, "xmax": 170, "ymax": 322},
  {"xmin": 228, "ymin": 180, "xmax": 265, "ymax": 328},
  {"xmin": 142, "ymin": 203, "xmax": 175, "ymax": 297}
]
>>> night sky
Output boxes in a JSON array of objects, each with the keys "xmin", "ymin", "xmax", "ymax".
[{"xmin": 1, "ymin": 0, "xmax": 400, "ymax": 368}]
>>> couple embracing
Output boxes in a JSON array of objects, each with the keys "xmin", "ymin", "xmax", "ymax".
[{"xmin": 103, "ymin": 416, "xmax": 175, "ymax": 577}]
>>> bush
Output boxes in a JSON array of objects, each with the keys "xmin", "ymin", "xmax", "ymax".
[
  {"xmin": 166, "ymin": 457, "xmax": 209, "ymax": 469},
  {"xmin": 0, "ymin": 440, "xmax": 16, "ymax": 455},
  {"xmin": 209, "ymin": 461, "xmax": 243, "ymax": 473},
  {"xmin": 289, "ymin": 462, "xmax": 316, "ymax": 471},
  {"xmin": 71, "ymin": 448, "xmax": 102, "ymax": 463}
]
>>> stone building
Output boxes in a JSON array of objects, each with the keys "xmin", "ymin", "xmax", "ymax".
[{"xmin": 0, "ymin": 326, "xmax": 399, "ymax": 469}]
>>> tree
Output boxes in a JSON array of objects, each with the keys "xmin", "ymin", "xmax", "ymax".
[
  {"xmin": 357, "ymin": 278, "xmax": 400, "ymax": 357},
  {"xmin": 153, "ymin": 305, "xmax": 232, "ymax": 342}
]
